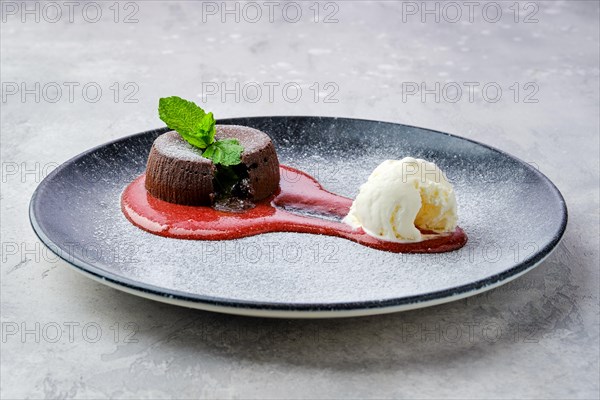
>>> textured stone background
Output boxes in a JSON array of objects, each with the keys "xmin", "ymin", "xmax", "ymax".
[{"xmin": 1, "ymin": 1, "xmax": 598, "ymax": 399}]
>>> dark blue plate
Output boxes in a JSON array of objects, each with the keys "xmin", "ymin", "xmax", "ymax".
[{"xmin": 29, "ymin": 117, "xmax": 567, "ymax": 318}]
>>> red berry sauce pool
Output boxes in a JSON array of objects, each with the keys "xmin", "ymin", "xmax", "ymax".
[{"xmin": 121, "ymin": 165, "xmax": 467, "ymax": 253}]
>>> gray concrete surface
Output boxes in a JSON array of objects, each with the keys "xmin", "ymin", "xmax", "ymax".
[{"xmin": 1, "ymin": 1, "xmax": 599, "ymax": 399}]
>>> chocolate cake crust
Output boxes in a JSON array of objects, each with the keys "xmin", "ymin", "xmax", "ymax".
[{"xmin": 144, "ymin": 125, "xmax": 280, "ymax": 206}]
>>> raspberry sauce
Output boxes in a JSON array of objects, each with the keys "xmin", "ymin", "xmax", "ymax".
[{"xmin": 121, "ymin": 165, "xmax": 467, "ymax": 253}]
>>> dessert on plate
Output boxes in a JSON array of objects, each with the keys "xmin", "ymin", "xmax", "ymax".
[{"xmin": 121, "ymin": 96, "xmax": 467, "ymax": 253}]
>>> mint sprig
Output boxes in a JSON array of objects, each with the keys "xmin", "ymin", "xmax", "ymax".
[
  {"xmin": 158, "ymin": 96, "xmax": 216, "ymax": 148},
  {"xmin": 158, "ymin": 96, "xmax": 243, "ymax": 166},
  {"xmin": 203, "ymin": 139, "xmax": 244, "ymax": 166}
]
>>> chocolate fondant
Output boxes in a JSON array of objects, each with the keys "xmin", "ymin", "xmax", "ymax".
[{"xmin": 145, "ymin": 125, "xmax": 280, "ymax": 205}]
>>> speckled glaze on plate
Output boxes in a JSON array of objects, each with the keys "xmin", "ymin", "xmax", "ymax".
[{"xmin": 29, "ymin": 117, "xmax": 567, "ymax": 318}]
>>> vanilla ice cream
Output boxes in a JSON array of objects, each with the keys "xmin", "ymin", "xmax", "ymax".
[{"xmin": 343, "ymin": 157, "xmax": 458, "ymax": 242}]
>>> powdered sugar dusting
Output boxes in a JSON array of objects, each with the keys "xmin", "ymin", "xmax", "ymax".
[
  {"xmin": 216, "ymin": 125, "xmax": 271, "ymax": 153},
  {"xmin": 152, "ymin": 126, "xmax": 272, "ymax": 161},
  {"xmin": 32, "ymin": 118, "xmax": 566, "ymax": 306},
  {"xmin": 153, "ymin": 131, "xmax": 207, "ymax": 162}
]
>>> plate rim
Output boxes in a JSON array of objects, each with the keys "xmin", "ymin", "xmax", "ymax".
[{"xmin": 29, "ymin": 116, "xmax": 569, "ymax": 316}]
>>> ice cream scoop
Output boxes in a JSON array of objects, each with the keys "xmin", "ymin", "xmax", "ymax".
[{"xmin": 343, "ymin": 157, "xmax": 458, "ymax": 242}]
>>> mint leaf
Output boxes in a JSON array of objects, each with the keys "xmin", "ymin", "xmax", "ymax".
[
  {"xmin": 158, "ymin": 96, "xmax": 215, "ymax": 148},
  {"xmin": 203, "ymin": 139, "xmax": 244, "ymax": 166}
]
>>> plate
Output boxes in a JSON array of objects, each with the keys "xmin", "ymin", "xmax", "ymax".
[{"xmin": 29, "ymin": 117, "xmax": 567, "ymax": 318}]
